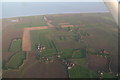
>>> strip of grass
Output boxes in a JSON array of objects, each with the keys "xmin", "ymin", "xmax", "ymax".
[
  {"xmin": 6, "ymin": 52, "xmax": 26, "ymax": 69},
  {"xmin": 9, "ymin": 39, "xmax": 22, "ymax": 52}
]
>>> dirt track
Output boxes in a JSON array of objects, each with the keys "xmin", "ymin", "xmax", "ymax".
[
  {"xmin": 22, "ymin": 29, "xmax": 31, "ymax": 51},
  {"xmin": 22, "ymin": 26, "xmax": 48, "ymax": 51}
]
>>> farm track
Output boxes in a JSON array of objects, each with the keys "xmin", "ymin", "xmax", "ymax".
[{"xmin": 22, "ymin": 29, "xmax": 31, "ymax": 51}]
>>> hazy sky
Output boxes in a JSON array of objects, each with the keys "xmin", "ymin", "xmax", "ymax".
[
  {"xmin": 1, "ymin": 0, "xmax": 104, "ymax": 2},
  {"xmin": 0, "ymin": 0, "xmax": 118, "ymax": 18},
  {"xmin": 1, "ymin": 0, "xmax": 119, "ymax": 2},
  {"xmin": 1, "ymin": 2, "xmax": 108, "ymax": 18}
]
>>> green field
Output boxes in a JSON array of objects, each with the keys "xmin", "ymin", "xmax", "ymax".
[
  {"xmin": 72, "ymin": 49, "xmax": 86, "ymax": 59},
  {"xmin": 9, "ymin": 39, "xmax": 22, "ymax": 52},
  {"xmin": 71, "ymin": 58, "xmax": 87, "ymax": 66},
  {"xmin": 40, "ymin": 49, "xmax": 56, "ymax": 57},
  {"xmin": 6, "ymin": 39, "xmax": 26, "ymax": 69},
  {"xmin": 102, "ymin": 73, "xmax": 117, "ymax": 78},
  {"xmin": 30, "ymin": 29, "xmax": 54, "ymax": 50},
  {"xmin": 6, "ymin": 52, "xmax": 26, "ymax": 69},
  {"xmin": 68, "ymin": 65, "xmax": 98, "ymax": 78}
]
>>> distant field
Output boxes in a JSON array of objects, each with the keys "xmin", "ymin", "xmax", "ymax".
[
  {"xmin": 14, "ymin": 16, "xmax": 48, "ymax": 28},
  {"xmin": 46, "ymin": 13, "xmax": 116, "ymax": 26}
]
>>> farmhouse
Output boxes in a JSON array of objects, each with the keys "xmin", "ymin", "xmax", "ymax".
[
  {"xmin": 37, "ymin": 44, "xmax": 46, "ymax": 52},
  {"xmin": 67, "ymin": 63, "xmax": 75, "ymax": 69}
]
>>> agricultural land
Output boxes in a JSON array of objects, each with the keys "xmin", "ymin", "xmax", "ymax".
[{"xmin": 2, "ymin": 13, "xmax": 118, "ymax": 78}]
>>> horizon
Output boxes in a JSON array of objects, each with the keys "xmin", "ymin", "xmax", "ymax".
[{"xmin": 1, "ymin": 2, "xmax": 108, "ymax": 18}]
